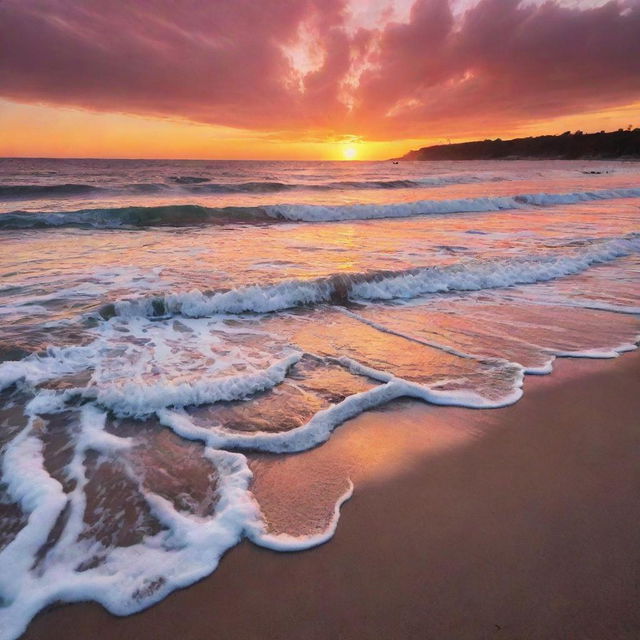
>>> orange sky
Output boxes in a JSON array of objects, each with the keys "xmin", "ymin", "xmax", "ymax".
[
  {"xmin": 1, "ymin": 0, "xmax": 639, "ymax": 161},
  {"xmin": 2, "ymin": 98, "xmax": 638, "ymax": 161}
]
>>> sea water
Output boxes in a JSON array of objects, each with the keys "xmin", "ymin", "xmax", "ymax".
[{"xmin": 0, "ymin": 158, "xmax": 638, "ymax": 639}]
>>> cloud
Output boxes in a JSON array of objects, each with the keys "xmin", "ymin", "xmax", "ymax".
[
  {"xmin": 352, "ymin": 0, "xmax": 640, "ymax": 137},
  {"xmin": 1, "ymin": 0, "xmax": 639, "ymax": 140},
  {"xmin": 0, "ymin": 0, "xmax": 347, "ymax": 130}
]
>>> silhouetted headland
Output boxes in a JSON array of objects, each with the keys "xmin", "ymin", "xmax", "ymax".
[{"xmin": 398, "ymin": 129, "xmax": 640, "ymax": 160}]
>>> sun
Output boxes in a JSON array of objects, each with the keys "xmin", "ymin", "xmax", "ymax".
[{"xmin": 342, "ymin": 145, "xmax": 358, "ymax": 160}]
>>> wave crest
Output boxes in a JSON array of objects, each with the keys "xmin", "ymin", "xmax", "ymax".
[
  {"xmin": 98, "ymin": 234, "xmax": 640, "ymax": 320},
  {"xmin": 3, "ymin": 187, "xmax": 640, "ymax": 230}
]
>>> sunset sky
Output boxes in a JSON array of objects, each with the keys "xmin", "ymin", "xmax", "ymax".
[{"xmin": 1, "ymin": 0, "xmax": 639, "ymax": 160}]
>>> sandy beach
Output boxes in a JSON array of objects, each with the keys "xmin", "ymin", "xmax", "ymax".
[{"xmin": 21, "ymin": 350, "xmax": 640, "ymax": 640}]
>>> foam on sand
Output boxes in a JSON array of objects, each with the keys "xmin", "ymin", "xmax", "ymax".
[{"xmin": 0, "ymin": 404, "xmax": 351, "ymax": 640}]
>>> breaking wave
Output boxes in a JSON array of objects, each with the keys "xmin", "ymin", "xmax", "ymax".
[
  {"xmin": 0, "ymin": 204, "xmax": 274, "ymax": 229},
  {"xmin": 2, "ymin": 187, "xmax": 640, "ymax": 229},
  {"xmin": 100, "ymin": 233, "xmax": 640, "ymax": 320}
]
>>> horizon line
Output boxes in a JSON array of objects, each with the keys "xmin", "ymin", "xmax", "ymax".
[{"xmin": 0, "ymin": 155, "xmax": 373, "ymax": 162}]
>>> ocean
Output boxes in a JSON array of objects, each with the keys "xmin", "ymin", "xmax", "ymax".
[{"xmin": 0, "ymin": 157, "xmax": 639, "ymax": 639}]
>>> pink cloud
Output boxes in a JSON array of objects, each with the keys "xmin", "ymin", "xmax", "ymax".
[
  {"xmin": 0, "ymin": 0, "xmax": 348, "ymax": 130},
  {"xmin": 353, "ymin": 0, "xmax": 640, "ymax": 137},
  {"xmin": 1, "ymin": 0, "xmax": 639, "ymax": 140}
]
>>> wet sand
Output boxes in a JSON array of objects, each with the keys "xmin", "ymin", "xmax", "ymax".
[{"xmin": 23, "ymin": 351, "xmax": 640, "ymax": 640}]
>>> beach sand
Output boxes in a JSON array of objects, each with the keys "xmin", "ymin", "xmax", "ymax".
[{"xmin": 23, "ymin": 351, "xmax": 640, "ymax": 640}]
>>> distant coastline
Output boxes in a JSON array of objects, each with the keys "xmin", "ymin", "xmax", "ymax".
[{"xmin": 398, "ymin": 129, "xmax": 640, "ymax": 161}]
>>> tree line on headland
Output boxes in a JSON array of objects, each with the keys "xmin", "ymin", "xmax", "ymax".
[{"xmin": 398, "ymin": 128, "xmax": 640, "ymax": 160}]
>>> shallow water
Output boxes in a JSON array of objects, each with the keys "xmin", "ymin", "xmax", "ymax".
[{"xmin": 0, "ymin": 158, "xmax": 639, "ymax": 639}]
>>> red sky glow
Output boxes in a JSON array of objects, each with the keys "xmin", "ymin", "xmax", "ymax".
[{"xmin": 1, "ymin": 0, "xmax": 639, "ymax": 159}]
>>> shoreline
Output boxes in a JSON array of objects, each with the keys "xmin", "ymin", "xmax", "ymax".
[{"xmin": 22, "ymin": 350, "xmax": 640, "ymax": 640}]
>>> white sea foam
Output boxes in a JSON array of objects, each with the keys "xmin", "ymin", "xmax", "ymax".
[
  {"xmin": 112, "ymin": 279, "xmax": 335, "ymax": 318},
  {"xmin": 156, "ymin": 355, "xmax": 523, "ymax": 455},
  {"xmin": 93, "ymin": 352, "xmax": 302, "ymax": 418},
  {"xmin": 0, "ymin": 405, "xmax": 356, "ymax": 640},
  {"xmin": 350, "ymin": 235, "xmax": 640, "ymax": 302},
  {"xmin": 4, "ymin": 186, "xmax": 640, "ymax": 229},
  {"xmin": 551, "ymin": 343, "xmax": 639, "ymax": 359},
  {"xmin": 0, "ymin": 406, "xmax": 257, "ymax": 640},
  {"xmin": 248, "ymin": 480, "xmax": 354, "ymax": 551},
  {"xmin": 0, "ymin": 345, "xmax": 94, "ymax": 392},
  {"xmin": 265, "ymin": 188, "xmax": 640, "ymax": 222},
  {"xmin": 106, "ymin": 233, "xmax": 640, "ymax": 319}
]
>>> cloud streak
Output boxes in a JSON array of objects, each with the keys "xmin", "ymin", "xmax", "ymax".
[{"xmin": 1, "ymin": 0, "xmax": 639, "ymax": 141}]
